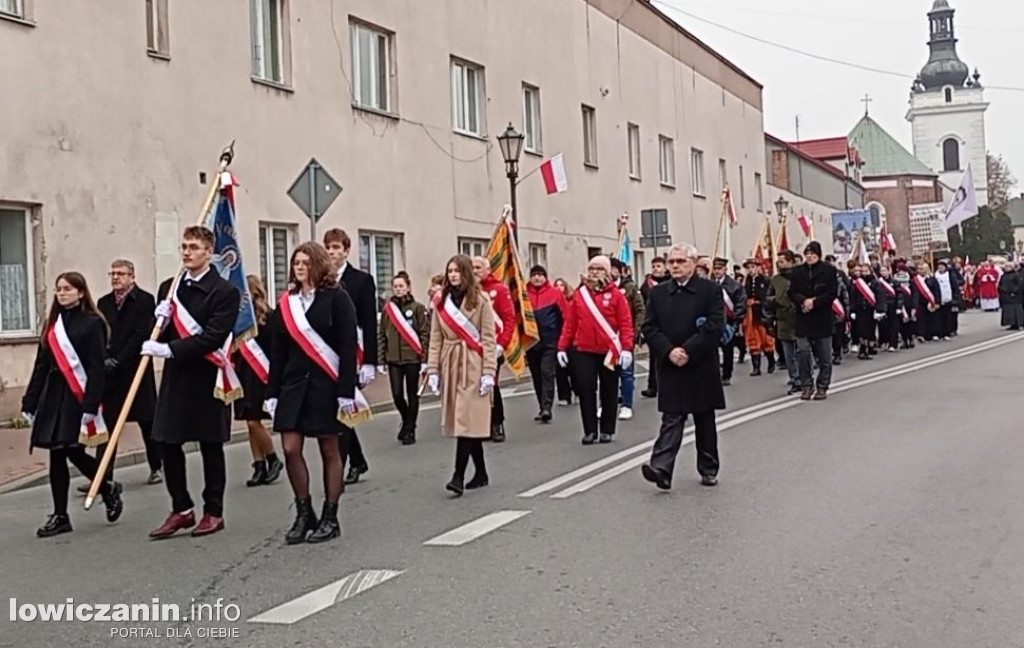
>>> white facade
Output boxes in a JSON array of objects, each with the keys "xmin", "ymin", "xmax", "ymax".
[{"xmin": 907, "ymin": 85, "xmax": 989, "ymax": 204}]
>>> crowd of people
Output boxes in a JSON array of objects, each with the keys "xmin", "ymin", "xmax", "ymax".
[{"xmin": 18, "ymin": 222, "xmax": 1006, "ymax": 543}]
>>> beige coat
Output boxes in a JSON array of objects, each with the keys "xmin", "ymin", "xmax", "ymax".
[{"xmin": 426, "ymin": 293, "xmax": 498, "ymax": 438}]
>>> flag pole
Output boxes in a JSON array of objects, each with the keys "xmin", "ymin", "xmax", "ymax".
[
  {"xmin": 713, "ymin": 191, "xmax": 728, "ymax": 259},
  {"xmin": 85, "ymin": 142, "xmax": 235, "ymax": 511}
]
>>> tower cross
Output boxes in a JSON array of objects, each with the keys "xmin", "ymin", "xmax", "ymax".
[{"xmin": 861, "ymin": 93, "xmax": 873, "ymax": 116}]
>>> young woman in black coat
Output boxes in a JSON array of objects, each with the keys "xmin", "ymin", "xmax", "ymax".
[
  {"xmin": 20, "ymin": 272, "xmax": 124, "ymax": 537},
  {"xmin": 232, "ymin": 275, "xmax": 283, "ymax": 487},
  {"xmin": 265, "ymin": 242, "xmax": 359, "ymax": 545}
]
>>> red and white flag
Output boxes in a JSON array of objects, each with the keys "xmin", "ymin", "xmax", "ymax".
[
  {"xmin": 797, "ymin": 214, "xmax": 813, "ymax": 238},
  {"xmin": 723, "ymin": 187, "xmax": 739, "ymax": 227},
  {"xmin": 881, "ymin": 220, "xmax": 897, "ymax": 253},
  {"xmin": 540, "ymin": 154, "xmax": 569, "ymax": 195}
]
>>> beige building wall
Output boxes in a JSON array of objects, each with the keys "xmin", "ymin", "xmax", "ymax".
[{"xmin": 0, "ymin": 0, "xmax": 765, "ymax": 413}]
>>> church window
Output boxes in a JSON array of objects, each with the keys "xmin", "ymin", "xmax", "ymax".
[
  {"xmin": 944, "ymin": 87, "xmax": 953, "ymax": 103},
  {"xmin": 942, "ymin": 138, "xmax": 960, "ymax": 172}
]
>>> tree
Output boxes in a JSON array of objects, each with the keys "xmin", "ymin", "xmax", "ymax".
[
  {"xmin": 948, "ymin": 206, "xmax": 1015, "ymax": 260},
  {"xmin": 986, "ymin": 152, "xmax": 1017, "ymax": 212}
]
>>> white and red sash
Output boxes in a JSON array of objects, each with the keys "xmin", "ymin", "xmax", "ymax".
[
  {"xmin": 169, "ymin": 289, "xmax": 243, "ymax": 403},
  {"xmin": 47, "ymin": 315, "xmax": 108, "ymax": 448},
  {"xmin": 877, "ymin": 277, "xmax": 896, "ymax": 298},
  {"xmin": 832, "ymin": 299, "xmax": 846, "ymax": 319},
  {"xmin": 437, "ymin": 295, "xmax": 484, "ymax": 357},
  {"xmin": 900, "ymin": 284, "xmax": 913, "ymax": 298},
  {"xmin": 853, "ymin": 278, "xmax": 877, "ymax": 308},
  {"xmin": 913, "ymin": 275, "xmax": 937, "ymax": 307},
  {"xmin": 578, "ymin": 285, "xmax": 623, "ymax": 369},
  {"xmin": 385, "ymin": 301, "xmax": 424, "ymax": 356},
  {"xmin": 356, "ymin": 327, "xmax": 365, "ymax": 368},
  {"xmin": 722, "ymin": 288, "xmax": 735, "ymax": 319},
  {"xmin": 279, "ymin": 292, "xmax": 371, "ymax": 422},
  {"xmin": 646, "ymin": 276, "xmax": 657, "ymax": 289},
  {"xmin": 238, "ymin": 338, "xmax": 270, "ymax": 385}
]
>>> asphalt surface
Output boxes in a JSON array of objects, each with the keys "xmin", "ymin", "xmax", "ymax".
[{"xmin": 1, "ymin": 313, "xmax": 1022, "ymax": 648}]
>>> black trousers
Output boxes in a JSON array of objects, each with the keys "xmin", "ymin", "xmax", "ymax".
[
  {"xmin": 453, "ymin": 437, "xmax": 486, "ymax": 480},
  {"xmin": 160, "ymin": 441, "xmax": 225, "ymax": 517},
  {"xmin": 646, "ymin": 358, "xmax": 658, "ymax": 393},
  {"xmin": 556, "ymin": 365, "xmax": 573, "ymax": 402},
  {"xmin": 650, "ymin": 411, "xmax": 719, "ymax": 481},
  {"xmin": 526, "ymin": 346, "xmax": 557, "ymax": 413},
  {"xmin": 388, "ymin": 363, "xmax": 421, "ymax": 432},
  {"xmin": 832, "ymin": 323, "xmax": 845, "ymax": 358},
  {"xmin": 936, "ymin": 304, "xmax": 954, "ymax": 337},
  {"xmin": 92, "ymin": 419, "xmax": 159, "ymax": 477},
  {"xmin": 719, "ymin": 338, "xmax": 736, "ymax": 380},
  {"xmin": 341, "ymin": 427, "xmax": 368, "ymax": 470},
  {"xmin": 880, "ymin": 313, "xmax": 900, "ymax": 347},
  {"xmin": 569, "ymin": 350, "xmax": 619, "ymax": 437},
  {"xmin": 491, "ymin": 357, "xmax": 505, "ymax": 426},
  {"xmin": 50, "ymin": 447, "xmax": 112, "ymax": 516}
]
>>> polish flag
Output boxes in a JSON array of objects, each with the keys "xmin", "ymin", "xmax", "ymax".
[
  {"xmin": 540, "ymin": 154, "xmax": 569, "ymax": 195},
  {"xmin": 880, "ymin": 220, "xmax": 896, "ymax": 252},
  {"xmin": 797, "ymin": 214, "xmax": 813, "ymax": 238}
]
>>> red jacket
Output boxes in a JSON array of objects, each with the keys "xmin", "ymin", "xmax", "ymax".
[
  {"xmin": 558, "ymin": 282, "xmax": 634, "ymax": 354},
  {"xmin": 480, "ymin": 274, "xmax": 516, "ymax": 349}
]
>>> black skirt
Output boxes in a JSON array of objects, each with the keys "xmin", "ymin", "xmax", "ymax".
[{"xmin": 233, "ymin": 360, "xmax": 270, "ymax": 422}]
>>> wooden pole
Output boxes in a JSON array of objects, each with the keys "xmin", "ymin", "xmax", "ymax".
[
  {"xmin": 712, "ymin": 192, "xmax": 728, "ymax": 259},
  {"xmin": 85, "ymin": 143, "xmax": 235, "ymax": 510}
]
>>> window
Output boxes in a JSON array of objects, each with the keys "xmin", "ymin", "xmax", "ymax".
[
  {"xmin": 258, "ymin": 223, "xmax": 296, "ymax": 299},
  {"xmin": 350, "ymin": 20, "xmax": 393, "ymax": 113},
  {"xmin": 627, "ymin": 123, "xmax": 641, "ymax": 179},
  {"xmin": 582, "ymin": 105, "xmax": 598, "ymax": 167},
  {"xmin": 251, "ymin": 0, "xmax": 288, "ymax": 84},
  {"xmin": 943, "ymin": 138, "xmax": 960, "ymax": 172},
  {"xmin": 458, "ymin": 237, "xmax": 488, "ymax": 259},
  {"xmin": 523, "ymin": 85, "xmax": 542, "ymax": 154},
  {"xmin": 529, "ymin": 243, "xmax": 548, "ymax": 269},
  {"xmin": 0, "ymin": 208, "xmax": 35, "ymax": 335},
  {"xmin": 633, "ymin": 250, "xmax": 646, "ymax": 283},
  {"xmin": 658, "ymin": 136, "xmax": 675, "ymax": 187},
  {"xmin": 691, "ymin": 149, "xmax": 705, "ymax": 196},
  {"xmin": 359, "ymin": 232, "xmax": 403, "ymax": 309},
  {"xmin": 739, "ymin": 165, "xmax": 746, "ymax": 207},
  {"xmin": 587, "ymin": 246, "xmax": 603, "ymax": 261},
  {"xmin": 719, "ymin": 158, "xmax": 728, "ymax": 190},
  {"xmin": 451, "ymin": 58, "xmax": 486, "ymax": 137},
  {"xmin": 145, "ymin": 0, "xmax": 170, "ymax": 56},
  {"xmin": 944, "ymin": 87, "xmax": 953, "ymax": 103},
  {"xmin": 754, "ymin": 172, "xmax": 764, "ymax": 211},
  {"xmin": 0, "ymin": 0, "xmax": 22, "ymax": 18}
]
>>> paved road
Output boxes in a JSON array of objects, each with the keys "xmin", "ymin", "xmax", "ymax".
[{"xmin": 2, "ymin": 313, "xmax": 1022, "ymax": 647}]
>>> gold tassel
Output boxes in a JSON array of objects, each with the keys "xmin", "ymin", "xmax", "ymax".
[
  {"xmin": 338, "ymin": 409, "xmax": 374, "ymax": 427},
  {"xmin": 214, "ymin": 386, "xmax": 245, "ymax": 404}
]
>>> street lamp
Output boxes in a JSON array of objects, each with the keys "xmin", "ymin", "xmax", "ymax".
[
  {"xmin": 774, "ymin": 195, "xmax": 789, "ymax": 223},
  {"xmin": 497, "ymin": 122, "xmax": 525, "ymax": 240}
]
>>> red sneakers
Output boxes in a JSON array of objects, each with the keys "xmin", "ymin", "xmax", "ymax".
[{"xmin": 149, "ymin": 511, "xmax": 196, "ymax": 539}]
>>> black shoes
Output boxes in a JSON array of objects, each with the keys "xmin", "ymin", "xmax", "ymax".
[
  {"xmin": 446, "ymin": 475, "xmax": 465, "ymax": 497},
  {"xmin": 490, "ymin": 423, "xmax": 506, "ymax": 443},
  {"xmin": 246, "ymin": 461, "xmax": 268, "ymax": 487},
  {"xmin": 766, "ymin": 355, "xmax": 776, "ymax": 374},
  {"xmin": 641, "ymin": 464, "xmax": 671, "ymax": 490},
  {"xmin": 722, "ymin": 378, "xmax": 732, "ymax": 386},
  {"xmin": 701, "ymin": 474, "xmax": 719, "ymax": 487},
  {"xmin": 787, "ymin": 385, "xmax": 803, "ymax": 395},
  {"xmin": 344, "ymin": 464, "xmax": 368, "ymax": 484},
  {"xmin": 307, "ymin": 502, "xmax": 341, "ymax": 543},
  {"xmin": 750, "ymin": 356, "xmax": 762, "ymax": 377},
  {"xmin": 285, "ymin": 497, "xmax": 319, "ymax": 545},
  {"xmin": 465, "ymin": 473, "xmax": 489, "ymax": 490},
  {"xmin": 581, "ymin": 433, "xmax": 598, "ymax": 445},
  {"xmin": 102, "ymin": 482, "xmax": 124, "ymax": 523},
  {"xmin": 641, "ymin": 389, "xmax": 658, "ymax": 398},
  {"xmin": 539, "ymin": 410, "xmax": 552, "ymax": 424},
  {"xmin": 598, "ymin": 433, "xmax": 613, "ymax": 444},
  {"xmin": 37, "ymin": 513, "xmax": 73, "ymax": 538}
]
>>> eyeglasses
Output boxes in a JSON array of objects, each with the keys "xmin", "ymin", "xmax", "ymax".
[
  {"xmin": 108, "ymin": 271, "xmax": 131, "ymax": 277},
  {"xmin": 667, "ymin": 258, "xmax": 691, "ymax": 265}
]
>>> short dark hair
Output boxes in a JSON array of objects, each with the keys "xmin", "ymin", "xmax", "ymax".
[
  {"xmin": 323, "ymin": 228, "xmax": 351, "ymax": 251},
  {"xmin": 779, "ymin": 250, "xmax": 796, "ymax": 263},
  {"xmin": 652, "ymin": 257, "xmax": 666, "ymax": 265},
  {"xmin": 610, "ymin": 258, "xmax": 626, "ymax": 270},
  {"xmin": 182, "ymin": 226, "xmax": 215, "ymax": 248}
]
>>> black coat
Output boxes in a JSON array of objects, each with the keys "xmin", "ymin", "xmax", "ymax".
[
  {"xmin": 97, "ymin": 286, "xmax": 158, "ymax": 426},
  {"xmin": 268, "ymin": 288, "xmax": 358, "ymax": 435},
  {"xmin": 233, "ymin": 309, "xmax": 276, "ymax": 421},
  {"xmin": 22, "ymin": 307, "xmax": 107, "ymax": 450},
  {"xmin": 340, "ymin": 264, "xmax": 379, "ymax": 367},
  {"xmin": 152, "ymin": 271, "xmax": 241, "ymax": 444},
  {"xmin": 715, "ymin": 275, "xmax": 747, "ymax": 325},
  {"xmin": 642, "ymin": 277, "xmax": 726, "ymax": 415},
  {"xmin": 788, "ymin": 261, "xmax": 840, "ymax": 340}
]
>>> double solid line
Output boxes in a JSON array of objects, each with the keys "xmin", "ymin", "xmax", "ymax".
[{"xmin": 518, "ymin": 332, "xmax": 1024, "ymax": 500}]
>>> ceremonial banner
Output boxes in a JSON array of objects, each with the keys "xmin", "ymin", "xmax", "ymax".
[
  {"xmin": 208, "ymin": 172, "xmax": 257, "ymax": 348},
  {"xmin": 944, "ymin": 163, "xmax": 979, "ymax": 230},
  {"xmin": 485, "ymin": 210, "xmax": 538, "ymax": 377},
  {"xmin": 831, "ymin": 209, "xmax": 878, "ymax": 263}
]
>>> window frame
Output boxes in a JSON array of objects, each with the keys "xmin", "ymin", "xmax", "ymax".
[
  {"xmin": 258, "ymin": 222, "xmax": 297, "ymax": 300},
  {"xmin": 349, "ymin": 19, "xmax": 395, "ymax": 115},
  {"xmin": 0, "ymin": 206, "xmax": 37, "ymax": 338},
  {"xmin": 145, "ymin": 0, "xmax": 170, "ymax": 58},
  {"xmin": 719, "ymin": 158, "xmax": 728, "ymax": 190},
  {"xmin": 458, "ymin": 237, "xmax": 489, "ymax": 259},
  {"xmin": 754, "ymin": 172, "xmax": 764, "ymax": 212},
  {"xmin": 582, "ymin": 105, "xmax": 598, "ymax": 168},
  {"xmin": 942, "ymin": 138, "xmax": 961, "ymax": 172},
  {"xmin": 522, "ymin": 84, "xmax": 543, "ymax": 155},
  {"xmin": 627, "ymin": 123, "xmax": 641, "ymax": 180},
  {"xmin": 528, "ymin": 243, "xmax": 548, "ymax": 270},
  {"xmin": 658, "ymin": 135, "xmax": 675, "ymax": 188},
  {"xmin": 250, "ymin": 0, "xmax": 291, "ymax": 88},
  {"xmin": 359, "ymin": 231, "xmax": 404, "ymax": 310},
  {"xmin": 451, "ymin": 58, "xmax": 487, "ymax": 138},
  {"xmin": 0, "ymin": 0, "xmax": 23, "ymax": 19},
  {"xmin": 691, "ymin": 148, "xmax": 706, "ymax": 197}
]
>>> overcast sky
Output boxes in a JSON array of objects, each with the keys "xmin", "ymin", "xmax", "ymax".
[{"xmin": 653, "ymin": 0, "xmax": 1023, "ymax": 194}]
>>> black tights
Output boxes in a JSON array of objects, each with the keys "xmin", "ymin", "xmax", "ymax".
[
  {"xmin": 282, "ymin": 432, "xmax": 344, "ymax": 503},
  {"xmin": 50, "ymin": 447, "xmax": 111, "ymax": 516},
  {"xmin": 453, "ymin": 438, "xmax": 486, "ymax": 480}
]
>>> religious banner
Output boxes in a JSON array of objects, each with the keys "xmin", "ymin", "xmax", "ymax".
[{"xmin": 830, "ymin": 209, "xmax": 878, "ymax": 263}]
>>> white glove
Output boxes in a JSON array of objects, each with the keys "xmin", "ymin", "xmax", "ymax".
[
  {"xmin": 873, "ymin": 312, "xmax": 885, "ymax": 321},
  {"xmin": 419, "ymin": 364, "xmax": 428, "ymax": 375},
  {"xmin": 141, "ymin": 341, "xmax": 173, "ymax": 358},
  {"xmin": 20, "ymin": 412, "xmax": 35, "ymax": 426},
  {"xmin": 338, "ymin": 397, "xmax": 358, "ymax": 415},
  {"xmin": 479, "ymin": 374, "xmax": 495, "ymax": 396},
  {"xmin": 154, "ymin": 300, "xmax": 173, "ymax": 320},
  {"xmin": 620, "ymin": 351, "xmax": 634, "ymax": 371},
  {"xmin": 496, "ymin": 345, "xmax": 504, "ymax": 358},
  {"xmin": 359, "ymin": 365, "xmax": 376, "ymax": 387},
  {"xmin": 377, "ymin": 365, "xmax": 388, "ymax": 375},
  {"xmin": 263, "ymin": 398, "xmax": 278, "ymax": 419},
  {"xmin": 850, "ymin": 312, "xmax": 857, "ymax": 321},
  {"xmin": 428, "ymin": 374, "xmax": 440, "ymax": 394},
  {"xmin": 557, "ymin": 351, "xmax": 569, "ymax": 368},
  {"xmin": 81, "ymin": 413, "xmax": 97, "ymax": 427}
]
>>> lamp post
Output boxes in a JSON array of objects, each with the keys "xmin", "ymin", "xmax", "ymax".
[
  {"xmin": 497, "ymin": 122, "xmax": 525, "ymax": 242},
  {"xmin": 774, "ymin": 195, "xmax": 789, "ymax": 223}
]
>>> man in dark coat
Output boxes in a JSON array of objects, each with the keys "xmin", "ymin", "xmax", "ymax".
[
  {"xmin": 96, "ymin": 259, "xmax": 161, "ymax": 485},
  {"xmin": 641, "ymin": 243, "xmax": 725, "ymax": 489},
  {"xmin": 711, "ymin": 257, "xmax": 746, "ymax": 386},
  {"xmin": 525, "ymin": 265, "xmax": 569, "ymax": 422},
  {"xmin": 324, "ymin": 229, "xmax": 378, "ymax": 484},
  {"xmin": 788, "ymin": 241, "xmax": 839, "ymax": 401},
  {"xmin": 640, "ymin": 257, "xmax": 670, "ymax": 398},
  {"xmin": 145, "ymin": 226, "xmax": 241, "ymax": 539}
]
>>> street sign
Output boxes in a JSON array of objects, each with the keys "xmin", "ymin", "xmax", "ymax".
[
  {"xmin": 639, "ymin": 235, "xmax": 672, "ymax": 248},
  {"xmin": 287, "ymin": 158, "xmax": 342, "ymax": 238}
]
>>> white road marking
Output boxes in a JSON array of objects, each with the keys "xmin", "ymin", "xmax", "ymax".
[
  {"xmin": 248, "ymin": 569, "xmax": 404, "ymax": 625},
  {"xmin": 423, "ymin": 510, "xmax": 531, "ymax": 546}
]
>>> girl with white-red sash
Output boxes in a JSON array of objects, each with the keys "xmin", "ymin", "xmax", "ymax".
[
  {"xmin": 20, "ymin": 272, "xmax": 124, "ymax": 538},
  {"xmin": 265, "ymin": 242, "xmax": 359, "ymax": 544},
  {"xmin": 425, "ymin": 254, "xmax": 498, "ymax": 497},
  {"xmin": 377, "ymin": 271, "xmax": 430, "ymax": 446},
  {"xmin": 556, "ymin": 255, "xmax": 635, "ymax": 446}
]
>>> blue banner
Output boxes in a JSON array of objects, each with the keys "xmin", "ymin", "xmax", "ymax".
[
  {"xmin": 618, "ymin": 230, "xmax": 634, "ymax": 267},
  {"xmin": 210, "ymin": 185, "xmax": 257, "ymax": 345}
]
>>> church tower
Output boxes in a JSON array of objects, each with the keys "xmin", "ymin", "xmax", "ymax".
[{"xmin": 906, "ymin": 0, "xmax": 989, "ymax": 205}]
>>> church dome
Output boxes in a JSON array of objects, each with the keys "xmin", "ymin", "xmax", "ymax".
[
  {"xmin": 920, "ymin": 56, "xmax": 969, "ymax": 90},
  {"xmin": 917, "ymin": 0, "xmax": 970, "ymax": 91}
]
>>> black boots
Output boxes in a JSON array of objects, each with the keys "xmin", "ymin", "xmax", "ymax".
[
  {"xmin": 345, "ymin": 464, "xmax": 368, "ymax": 484},
  {"xmin": 446, "ymin": 475, "xmax": 465, "ymax": 497},
  {"xmin": 37, "ymin": 513, "xmax": 73, "ymax": 538},
  {"xmin": 466, "ymin": 471, "xmax": 489, "ymax": 490},
  {"xmin": 307, "ymin": 502, "xmax": 341, "ymax": 543},
  {"xmin": 490, "ymin": 423, "xmax": 506, "ymax": 443},
  {"xmin": 766, "ymin": 353, "xmax": 776, "ymax": 374},
  {"xmin": 398, "ymin": 424, "xmax": 417, "ymax": 445},
  {"xmin": 102, "ymin": 482, "xmax": 124, "ymax": 523},
  {"xmin": 247, "ymin": 455, "xmax": 283, "ymax": 487},
  {"xmin": 285, "ymin": 497, "xmax": 319, "ymax": 545},
  {"xmin": 750, "ymin": 355, "xmax": 762, "ymax": 376}
]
